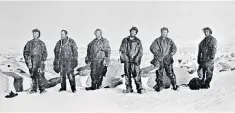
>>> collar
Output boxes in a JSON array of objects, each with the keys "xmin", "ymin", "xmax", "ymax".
[
  {"xmin": 160, "ymin": 36, "xmax": 168, "ymax": 39},
  {"xmin": 33, "ymin": 38, "xmax": 40, "ymax": 41},
  {"xmin": 127, "ymin": 36, "xmax": 137, "ymax": 40},
  {"xmin": 95, "ymin": 37, "xmax": 103, "ymax": 40}
]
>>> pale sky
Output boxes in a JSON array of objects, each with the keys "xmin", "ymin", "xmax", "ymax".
[{"xmin": 1, "ymin": 1, "xmax": 235, "ymax": 58}]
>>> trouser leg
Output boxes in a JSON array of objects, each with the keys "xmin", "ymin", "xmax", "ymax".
[
  {"xmin": 205, "ymin": 65, "xmax": 214, "ymax": 86},
  {"xmin": 60, "ymin": 71, "xmax": 67, "ymax": 90},
  {"xmin": 124, "ymin": 63, "xmax": 132, "ymax": 91},
  {"xmin": 31, "ymin": 57, "xmax": 42, "ymax": 91},
  {"xmin": 89, "ymin": 61, "xmax": 99, "ymax": 89},
  {"xmin": 197, "ymin": 65, "xmax": 203, "ymax": 79},
  {"xmin": 67, "ymin": 71, "xmax": 76, "ymax": 92},
  {"xmin": 59, "ymin": 60, "xmax": 72, "ymax": 91},
  {"xmin": 37, "ymin": 70, "xmax": 45, "ymax": 91},
  {"xmin": 132, "ymin": 63, "xmax": 143, "ymax": 91},
  {"xmin": 97, "ymin": 75, "xmax": 104, "ymax": 89},
  {"xmin": 28, "ymin": 68, "xmax": 38, "ymax": 94},
  {"xmin": 165, "ymin": 64, "xmax": 178, "ymax": 90},
  {"xmin": 154, "ymin": 64, "xmax": 164, "ymax": 91},
  {"xmin": 31, "ymin": 76, "xmax": 38, "ymax": 91},
  {"xmin": 97, "ymin": 66, "xmax": 107, "ymax": 88},
  {"xmin": 198, "ymin": 65, "xmax": 206, "ymax": 82}
]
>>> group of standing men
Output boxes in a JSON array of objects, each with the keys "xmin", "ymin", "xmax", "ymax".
[{"xmin": 23, "ymin": 26, "xmax": 217, "ymax": 94}]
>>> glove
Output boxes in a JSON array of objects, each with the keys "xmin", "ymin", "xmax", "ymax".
[
  {"xmin": 150, "ymin": 58, "xmax": 161, "ymax": 69},
  {"xmin": 163, "ymin": 55, "xmax": 173, "ymax": 65},
  {"xmin": 153, "ymin": 62, "xmax": 160, "ymax": 70},
  {"xmin": 120, "ymin": 54, "xmax": 128, "ymax": 63},
  {"xmin": 72, "ymin": 59, "xmax": 78, "ymax": 69}
]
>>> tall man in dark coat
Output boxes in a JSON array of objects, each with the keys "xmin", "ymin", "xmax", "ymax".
[
  {"xmin": 85, "ymin": 29, "xmax": 111, "ymax": 90},
  {"xmin": 23, "ymin": 29, "xmax": 48, "ymax": 94},
  {"xmin": 119, "ymin": 27, "xmax": 145, "ymax": 94},
  {"xmin": 54, "ymin": 30, "xmax": 78, "ymax": 93},
  {"xmin": 150, "ymin": 27, "xmax": 178, "ymax": 92},
  {"xmin": 197, "ymin": 27, "xmax": 217, "ymax": 89}
]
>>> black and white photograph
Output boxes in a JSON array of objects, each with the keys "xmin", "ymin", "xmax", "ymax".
[{"xmin": 0, "ymin": 0, "xmax": 235, "ymax": 112}]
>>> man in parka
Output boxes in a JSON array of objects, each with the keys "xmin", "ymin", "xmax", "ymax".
[
  {"xmin": 150, "ymin": 27, "xmax": 178, "ymax": 92},
  {"xmin": 197, "ymin": 27, "xmax": 217, "ymax": 89},
  {"xmin": 23, "ymin": 29, "xmax": 48, "ymax": 94},
  {"xmin": 85, "ymin": 29, "xmax": 111, "ymax": 91},
  {"xmin": 54, "ymin": 30, "xmax": 78, "ymax": 93},
  {"xmin": 119, "ymin": 27, "xmax": 145, "ymax": 94}
]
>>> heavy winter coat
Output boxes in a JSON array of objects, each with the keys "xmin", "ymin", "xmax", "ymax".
[
  {"xmin": 197, "ymin": 36, "xmax": 217, "ymax": 67},
  {"xmin": 119, "ymin": 36, "xmax": 143, "ymax": 66},
  {"xmin": 85, "ymin": 37, "xmax": 111, "ymax": 66},
  {"xmin": 150, "ymin": 37, "xmax": 177, "ymax": 66},
  {"xmin": 54, "ymin": 37, "xmax": 78, "ymax": 72},
  {"xmin": 23, "ymin": 39, "xmax": 48, "ymax": 69}
]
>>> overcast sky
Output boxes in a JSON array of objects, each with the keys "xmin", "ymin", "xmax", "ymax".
[{"xmin": 1, "ymin": 1, "xmax": 235, "ymax": 57}]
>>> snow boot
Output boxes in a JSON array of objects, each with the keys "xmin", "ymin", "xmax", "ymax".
[
  {"xmin": 154, "ymin": 86, "xmax": 164, "ymax": 92},
  {"xmin": 123, "ymin": 87, "xmax": 133, "ymax": 93},
  {"xmin": 59, "ymin": 77, "xmax": 67, "ymax": 92},
  {"xmin": 85, "ymin": 83, "xmax": 98, "ymax": 91},
  {"xmin": 28, "ymin": 89, "xmax": 37, "ymax": 94},
  {"xmin": 40, "ymin": 89, "xmax": 47, "ymax": 94},
  {"xmin": 137, "ymin": 88, "xmax": 146, "ymax": 94},
  {"xmin": 5, "ymin": 91, "xmax": 18, "ymax": 98},
  {"xmin": 153, "ymin": 84, "xmax": 164, "ymax": 92},
  {"xmin": 172, "ymin": 85, "xmax": 179, "ymax": 91},
  {"xmin": 123, "ymin": 89, "xmax": 133, "ymax": 93},
  {"xmin": 28, "ymin": 77, "xmax": 38, "ymax": 94},
  {"xmin": 58, "ymin": 88, "xmax": 66, "ymax": 92},
  {"xmin": 85, "ymin": 86, "xmax": 95, "ymax": 91},
  {"xmin": 72, "ymin": 90, "xmax": 77, "ymax": 93},
  {"xmin": 201, "ymin": 83, "xmax": 210, "ymax": 89},
  {"xmin": 71, "ymin": 85, "xmax": 77, "ymax": 93}
]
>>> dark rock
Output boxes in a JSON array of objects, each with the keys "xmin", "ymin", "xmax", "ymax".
[{"xmin": 14, "ymin": 78, "xmax": 23, "ymax": 92}]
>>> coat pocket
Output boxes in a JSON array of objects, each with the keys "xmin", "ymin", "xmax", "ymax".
[
  {"xmin": 120, "ymin": 54, "xmax": 128, "ymax": 63},
  {"xmin": 53, "ymin": 59, "xmax": 60, "ymax": 73}
]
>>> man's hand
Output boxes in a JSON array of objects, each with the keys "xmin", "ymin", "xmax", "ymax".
[
  {"xmin": 72, "ymin": 60, "xmax": 78, "ymax": 69},
  {"xmin": 154, "ymin": 63, "xmax": 160, "ymax": 70}
]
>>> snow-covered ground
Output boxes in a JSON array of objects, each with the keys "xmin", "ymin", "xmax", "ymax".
[
  {"xmin": 1, "ymin": 71, "xmax": 235, "ymax": 112},
  {"xmin": 1, "ymin": 45, "xmax": 235, "ymax": 112}
]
